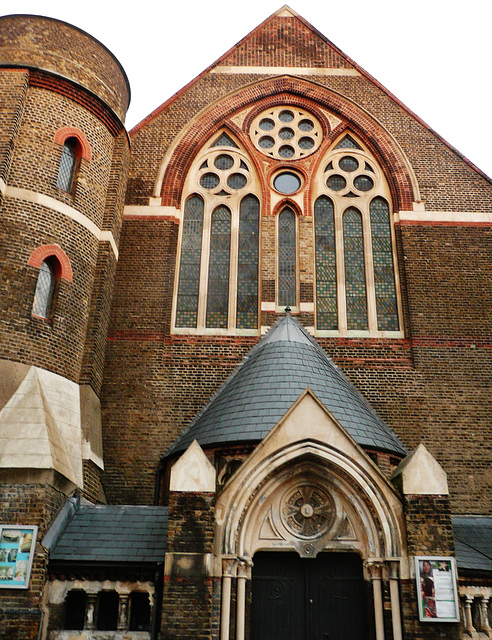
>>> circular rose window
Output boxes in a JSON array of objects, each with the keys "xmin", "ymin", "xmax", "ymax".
[
  {"xmin": 250, "ymin": 107, "xmax": 322, "ymax": 160},
  {"xmin": 281, "ymin": 484, "xmax": 336, "ymax": 539}
]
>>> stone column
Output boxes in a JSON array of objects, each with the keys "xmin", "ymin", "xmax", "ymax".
[
  {"xmin": 236, "ymin": 560, "xmax": 251, "ymax": 640},
  {"xmin": 480, "ymin": 596, "xmax": 491, "ymax": 635},
  {"xmin": 220, "ymin": 558, "xmax": 236, "ymax": 640},
  {"xmin": 366, "ymin": 561, "xmax": 385, "ymax": 640},
  {"xmin": 117, "ymin": 593, "xmax": 129, "ymax": 630},
  {"xmin": 386, "ymin": 560, "xmax": 403, "ymax": 640},
  {"xmin": 85, "ymin": 593, "xmax": 97, "ymax": 630},
  {"xmin": 463, "ymin": 595, "xmax": 475, "ymax": 635}
]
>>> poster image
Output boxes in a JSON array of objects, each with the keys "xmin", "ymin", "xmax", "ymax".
[
  {"xmin": 415, "ymin": 556, "xmax": 460, "ymax": 622},
  {"xmin": 0, "ymin": 525, "xmax": 37, "ymax": 589}
]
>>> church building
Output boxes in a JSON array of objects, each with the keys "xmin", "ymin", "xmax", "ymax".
[{"xmin": 0, "ymin": 7, "xmax": 491, "ymax": 640}]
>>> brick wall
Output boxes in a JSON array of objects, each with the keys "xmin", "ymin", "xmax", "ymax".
[
  {"xmin": 399, "ymin": 494, "xmax": 461, "ymax": 640},
  {"xmin": 0, "ymin": 15, "xmax": 129, "ymax": 122},
  {"xmin": 0, "ymin": 484, "xmax": 66, "ymax": 640},
  {"xmin": 162, "ymin": 492, "xmax": 218, "ymax": 640}
]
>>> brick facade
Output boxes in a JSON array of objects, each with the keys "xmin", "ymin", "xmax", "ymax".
[
  {"xmin": 1, "ymin": 9, "xmax": 491, "ymax": 640},
  {"xmin": 0, "ymin": 484, "xmax": 66, "ymax": 640},
  {"xmin": 162, "ymin": 492, "xmax": 218, "ymax": 640}
]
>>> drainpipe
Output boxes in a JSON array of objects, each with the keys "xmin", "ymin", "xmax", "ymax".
[{"xmin": 37, "ymin": 607, "xmax": 45, "ymax": 640}]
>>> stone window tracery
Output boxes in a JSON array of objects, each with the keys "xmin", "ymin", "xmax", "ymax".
[
  {"xmin": 250, "ymin": 106, "xmax": 322, "ymax": 160},
  {"xmin": 314, "ymin": 135, "xmax": 401, "ymax": 335},
  {"xmin": 174, "ymin": 120, "xmax": 402, "ymax": 337},
  {"xmin": 174, "ymin": 135, "xmax": 260, "ymax": 333}
]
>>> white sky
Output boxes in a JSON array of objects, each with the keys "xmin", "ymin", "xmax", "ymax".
[{"xmin": 3, "ymin": 0, "xmax": 492, "ymax": 179}]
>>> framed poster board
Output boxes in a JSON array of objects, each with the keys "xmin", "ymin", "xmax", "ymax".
[
  {"xmin": 0, "ymin": 525, "xmax": 38, "ymax": 589},
  {"xmin": 415, "ymin": 556, "xmax": 460, "ymax": 622}
]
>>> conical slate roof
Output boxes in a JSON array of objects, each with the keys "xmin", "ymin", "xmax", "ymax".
[{"xmin": 166, "ymin": 314, "xmax": 407, "ymax": 458}]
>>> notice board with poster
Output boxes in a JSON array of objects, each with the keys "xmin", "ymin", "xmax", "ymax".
[
  {"xmin": 415, "ymin": 556, "xmax": 460, "ymax": 622},
  {"xmin": 0, "ymin": 525, "xmax": 38, "ymax": 588}
]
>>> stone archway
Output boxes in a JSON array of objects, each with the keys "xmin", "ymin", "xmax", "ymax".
[{"xmin": 216, "ymin": 442, "xmax": 406, "ymax": 640}]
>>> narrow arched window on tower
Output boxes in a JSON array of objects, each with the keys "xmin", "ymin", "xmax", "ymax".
[
  {"xmin": 57, "ymin": 138, "xmax": 78, "ymax": 191},
  {"xmin": 277, "ymin": 208, "xmax": 297, "ymax": 308},
  {"xmin": 32, "ymin": 257, "xmax": 59, "ymax": 319}
]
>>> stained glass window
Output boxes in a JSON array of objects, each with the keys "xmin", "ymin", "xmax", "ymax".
[
  {"xmin": 315, "ymin": 196, "xmax": 338, "ymax": 330},
  {"xmin": 57, "ymin": 138, "xmax": 77, "ymax": 191},
  {"xmin": 211, "ymin": 133, "xmax": 238, "ymax": 148},
  {"xmin": 176, "ymin": 135, "xmax": 261, "ymax": 333},
  {"xmin": 339, "ymin": 156, "xmax": 359, "ymax": 172},
  {"xmin": 370, "ymin": 197, "xmax": 399, "ymax": 331},
  {"xmin": 32, "ymin": 260, "xmax": 56, "ymax": 318},
  {"xmin": 214, "ymin": 154, "xmax": 234, "ymax": 170},
  {"xmin": 250, "ymin": 106, "xmax": 322, "ymax": 160},
  {"xmin": 335, "ymin": 135, "xmax": 362, "ymax": 150},
  {"xmin": 237, "ymin": 196, "xmax": 259, "ymax": 329},
  {"xmin": 227, "ymin": 173, "xmax": 247, "ymax": 190},
  {"xmin": 175, "ymin": 196, "xmax": 204, "ymax": 327},
  {"xmin": 315, "ymin": 134, "xmax": 401, "ymax": 335},
  {"xmin": 206, "ymin": 206, "xmax": 231, "ymax": 328},
  {"xmin": 273, "ymin": 172, "xmax": 301, "ymax": 194},
  {"xmin": 278, "ymin": 208, "xmax": 296, "ymax": 308},
  {"xmin": 343, "ymin": 208, "xmax": 368, "ymax": 330}
]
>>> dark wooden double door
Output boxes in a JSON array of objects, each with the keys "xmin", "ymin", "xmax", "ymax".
[{"xmin": 251, "ymin": 552, "xmax": 367, "ymax": 640}]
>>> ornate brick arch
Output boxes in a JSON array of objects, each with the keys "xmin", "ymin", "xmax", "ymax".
[
  {"xmin": 157, "ymin": 76, "xmax": 418, "ymax": 211},
  {"xmin": 54, "ymin": 126, "xmax": 92, "ymax": 161},
  {"xmin": 28, "ymin": 244, "xmax": 73, "ymax": 282},
  {"xmin": 272, "ymin": 198, "xmax": 303, "ymax": 218}
]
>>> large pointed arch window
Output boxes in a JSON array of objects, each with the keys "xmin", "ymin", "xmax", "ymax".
[
  {"xmin": 174, "ymin": 133, "xmax": 260, "ymax": 334},
  {"xmin": 314, "ymin": 135, "xmax": 401, "ymax": 335}
]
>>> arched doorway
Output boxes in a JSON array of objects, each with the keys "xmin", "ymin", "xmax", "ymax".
[
  {"xmin": 251, "ymin": 551, "xmax": 367, "ymax": 640},
  {"xmin": 215, "ymin": 404, "xmax": 407, "ymax": 640}
]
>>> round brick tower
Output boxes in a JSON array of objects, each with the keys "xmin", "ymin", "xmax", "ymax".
[{"xmin": 0, "ymin": 16, "xmax": 130, "ymax": 635}]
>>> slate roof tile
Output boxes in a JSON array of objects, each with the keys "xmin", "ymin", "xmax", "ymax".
[
  {"xmin": 166, "ymin": 314, "xmax": 406, "ymax": 458},
  {"xmin": 50, "ymin": 505, "xmax": 168, "ymax": 564},
  {"xmin": 452, "ymin": 516, "xmax": 492, "ymax": 572}
]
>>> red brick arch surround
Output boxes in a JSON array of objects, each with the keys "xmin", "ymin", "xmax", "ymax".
[
  {"xmin": 159, "ymin": 76, "xmax": 416, "ymax": 212},
  {"xmin": 54, "ymin": 126, "xmax": 92, "ymax": 161},
  {"xmin": 28, "ymin": 244, "xmax": 73, "ymax": 283}
]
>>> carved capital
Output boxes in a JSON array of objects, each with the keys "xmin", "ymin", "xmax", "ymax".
[{"xmin": 365, "ymin": 560, "xmax": 385, "ymax": 580}]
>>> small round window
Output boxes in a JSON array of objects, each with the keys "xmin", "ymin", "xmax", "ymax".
[{"xmin": 273, "ymin": 171, "xmax": 302, "ymax": 194}]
